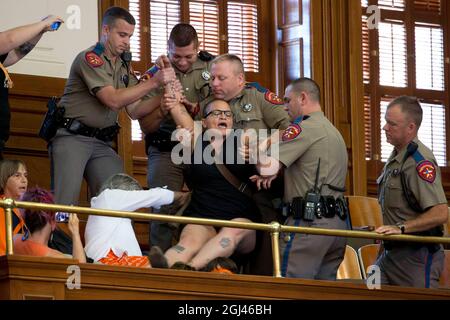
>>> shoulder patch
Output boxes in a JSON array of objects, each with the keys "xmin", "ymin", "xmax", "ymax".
[
  {"xmin": 282, "ymin": 124, "xmax": 302, "ymax": 141},
  {"xmin": 416, "ymin": 160, "xmax": 436, "ymax": 183},
  {"xmin": 264, "ymin": 91, "xmax": 284, "ymax": 105},
  {"xmin": 85, "ymin": 51, "xmax": 103, "ymax": 68}
]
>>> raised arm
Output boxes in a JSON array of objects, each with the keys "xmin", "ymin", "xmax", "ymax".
[
  {"xmin": 96, "ymin": 67, "xmax": 175, "ymax": 112},
  {"xmin": 1, "ymin": 15, "xmax": 63, "ymax": 66},
  {"xmin": 67, "ymin": 213, "xmax": 87, "ymax": 263}
]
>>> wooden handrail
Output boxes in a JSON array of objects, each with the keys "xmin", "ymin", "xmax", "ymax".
[{"xmin": 2, "ymin": 198, "xmax": 450, "ymax": 277}]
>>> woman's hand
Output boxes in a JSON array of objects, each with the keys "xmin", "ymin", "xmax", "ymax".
[{"xmin": 67, "ymin": 213, "xmax": 80, "ymax": 237}]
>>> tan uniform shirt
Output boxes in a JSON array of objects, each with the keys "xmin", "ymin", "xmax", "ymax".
[
  {"xmin": 275, "ymin": 111, "xmax": 348, "ymax": 203},
  {"xmin": 201, "ymin": 84, "xmax": 291, "ymax": 130},
  {"xmin": 377, "ymin": 137, "xmax": 447, "ymax": 226},
  {"xmin": 59, "ymin": 43, "xmax": 137, "ymax": 128}
]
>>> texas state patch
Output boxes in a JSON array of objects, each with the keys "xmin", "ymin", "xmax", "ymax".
[
  {"xmin": 265, "ymin": 91, "xmax": 284, "ymax": 105},
  {"xmin": 85, "ymin": 51, "xmax": 104, "ymax": 68},
  {"xmin": 416, "ymin": 160, "xmax": 436, "ymax": 183},
  {"xmin": 282, "ymin": 124, "xmax": 302, "ymax": 141}
]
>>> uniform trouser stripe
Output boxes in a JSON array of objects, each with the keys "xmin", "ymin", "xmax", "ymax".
[
  {"xmin": 424, "ymin": 252, "xmax": 433, "ymax": 289},
  {"xmin": 281, "ymin": 218, "xmax": 301, "ymax": 277}
]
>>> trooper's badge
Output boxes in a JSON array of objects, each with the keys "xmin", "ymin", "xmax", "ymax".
[
  {"xmin": 416, "ymin": 160, "xmax": 436, "ymax": 183},
  {"xmin": 202, "ymin": 70, "xmax": 211, "ymax": 81},
  {"xmin": 85, "ymin": 52, "xmax": 103, "ymax": 68},
  {"xmin": 242, "ymin": 104, "xmax": 253, "ymax": 112}
]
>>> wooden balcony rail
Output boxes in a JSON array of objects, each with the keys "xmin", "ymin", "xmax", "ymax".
[{"xmin": 2, "ymin": 198, "xmax": 450, "ymax": 278}]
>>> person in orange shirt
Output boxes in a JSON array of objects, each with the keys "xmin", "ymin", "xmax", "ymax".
[
  {"xmin": 0, "ymin": 159, "xmax": 27, "ymax": 255},
  {"xmin": 13, "ymin": 187, "xmax": 86, "ymax": 263}
]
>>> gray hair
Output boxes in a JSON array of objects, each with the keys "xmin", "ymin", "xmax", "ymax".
[
  {"xmin": 387, "ymin": 96, "xmax": 423, "ymax": 129},
  {"xmin": 98, "ymin": 173, "xmax": 142, "ymax": 194}
]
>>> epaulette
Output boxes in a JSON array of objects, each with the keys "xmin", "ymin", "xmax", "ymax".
[
  {"xmin": 246, "ymin": 82, "xmax": 268, "ymax": 93},
  {"xmin": 410, "ymin": 148, "xmax": 437, "ymax": 183},
  {"xmin": 85, "ymin": 42, "xmax": 105, "ymax": 68},
  {"xmin": 198, "ymin": 50, "xmax": 215, "ymax": 62},
  {"xmin": 246, "ymin": 82, "xmax": 284, "ymax": 105}
]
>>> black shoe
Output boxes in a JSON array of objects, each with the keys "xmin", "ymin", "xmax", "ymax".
[
  {"xmin": 148, "ymin": 246, "xmax": 169, "ymax": 269},
  {"xmin": 171, "ymin": 261, "xmax": 196, "ymax": 271}
]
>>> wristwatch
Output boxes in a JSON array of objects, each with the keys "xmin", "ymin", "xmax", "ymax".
[{"xmin": 396, "ymin": 222, "xmax": 406, "ymax": 234}]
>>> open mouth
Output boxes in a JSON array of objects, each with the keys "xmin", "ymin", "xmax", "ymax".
[{"xmin": 217, "ymin": 121, "xmax": 228, "ymax": 129}]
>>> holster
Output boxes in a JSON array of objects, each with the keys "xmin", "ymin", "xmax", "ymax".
[
  {"xmin": 280, "ymin": 197, "xmax": 305, "ymax": 219},
  {"xmin": 38, "ymin": 97, "xmax": 65, "ymax": 142}
]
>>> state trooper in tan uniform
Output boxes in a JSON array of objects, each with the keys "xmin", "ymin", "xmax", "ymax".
[
  {"xmin": 203, "ymin": 54, "xmax": 290, "ymax": 275},
  {"xmin": 202, "ymin": 55, "xmax": 290, "ymax": 131},
  {"xmin": 138, "ymin": 24, "xmax": 213, "ymax": 252},
  {"xmin": 251, "ymin": 78, "xmax": 349, "ymax": 279},
  {"xmin": 51, "ymin": 7, "xmax": 175, "ymax": 206},
  {"xmin": 375, "ymin": 96, "xmax": 448, "ymax": 289}
]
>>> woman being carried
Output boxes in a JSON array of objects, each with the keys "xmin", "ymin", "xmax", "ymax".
[{"xmin": 160, "ymin": 81, "xmax": 259, "ymax": 271}]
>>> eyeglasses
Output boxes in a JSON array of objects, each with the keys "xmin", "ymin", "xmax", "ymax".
[{"xmin": 205, "ymin": 110, "xmax": 233, "ymax": 118}]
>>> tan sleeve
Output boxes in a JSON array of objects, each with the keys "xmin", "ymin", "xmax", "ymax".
[
  {"xmin": 276, "ymin": 123, "xmax": 321, "ymax": 168},
  {"xmin": 76, "ymin": 53, "xmax": 115, "ymax": 95},
  {"xmin": 406, "ymin": 158, "xmax": 447, "ymax": 210},
  {"xmin": 258, "ymin": 92, "xmax": 291, "ymax": 130}
]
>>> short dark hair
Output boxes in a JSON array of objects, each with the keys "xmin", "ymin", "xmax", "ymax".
[
  {"xmin": 102, "ymin": 6, "xmax": 136, "ymax": 27},
  {"xmin": 0, "ymin": 159, "xmax": 26, "ymax": 194},
  {"xmin": 387, "ymin": 96, "xmax": 423, "ymax": 128},
  {"xmin": 168, "ymin": 23, "xmax": 199, "ymax": 49},
  {"xmin": 22, "ymin": 187, "xmax": 55, "ymax": 234},
  {"xmin": 289, "ymin": 77, "xmax": 321, "ymax": 103}
]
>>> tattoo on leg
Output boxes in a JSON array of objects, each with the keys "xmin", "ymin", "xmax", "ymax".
[
  {"xmin": 173, "ymin": 244, "xmax": 185, "ymax": 253},
  {"xmin": 219, "ymin": 237, "xmax": 231, "ymax": 249},
  {"xmin": 17, "ymin": 41, "xmax": 36, "ymax": 55}
]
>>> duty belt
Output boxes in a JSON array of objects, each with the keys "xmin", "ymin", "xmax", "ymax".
[
  {"xmin": 383, "ymin": 241, "xmax": 441, "ymax": 253},
  {"xmin": 281, "ymin": 196, "xmax": 348, "ymax": 221},
  {"xmin": 145, "ymin": 130, "xmax": 179, "ymax": 153},
  {"xmin": 61, "ymin": 118, "xmax": 120, "ymax": 142}
]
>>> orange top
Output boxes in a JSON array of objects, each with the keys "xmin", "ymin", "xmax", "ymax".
[
  {"xmin": 0, "ymin": 196, "xmax": 25, "ymax": 255},
  {"xmin": 13, "ymin": 238, "xmax": 60, "ymax": 257}
]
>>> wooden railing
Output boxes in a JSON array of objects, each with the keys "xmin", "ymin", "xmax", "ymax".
[{"xmin": 2, "ymin": 198, "xmax": 450, "ymax": 278}]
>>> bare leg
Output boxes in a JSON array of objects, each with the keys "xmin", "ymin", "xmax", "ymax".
[
  {"xmin": 165, "ymin": 224, "xmax": 216, "ymax": 267},
  {"xmin": 189, "ymin": 218, "xmax": 256, "ymax": 270}
]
